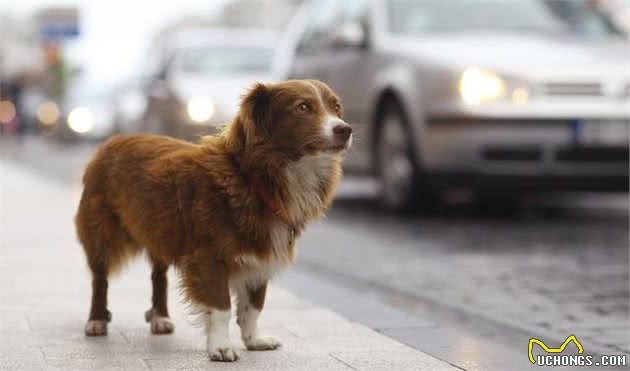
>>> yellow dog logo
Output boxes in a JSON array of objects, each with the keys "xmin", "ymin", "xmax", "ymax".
[{"xmin": 528, "ymin": 335, "xmax": 584, "ymax": 364}]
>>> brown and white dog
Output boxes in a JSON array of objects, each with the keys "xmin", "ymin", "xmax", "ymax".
[{"xmin": 75, "ymin": 80, "xmax": 351, "ymax": 361}]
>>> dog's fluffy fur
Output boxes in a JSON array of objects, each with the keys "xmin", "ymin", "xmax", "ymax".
[{"xmin": 76, "ymin": 80, "xmax": 352, "ymax": 361}]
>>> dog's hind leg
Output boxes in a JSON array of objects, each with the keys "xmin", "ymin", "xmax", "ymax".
[
  {"xmin": 144, "ymin": 256, "xmax": 174, "ymax": 334},
  {"xmin": 77, "ymin": 194, "xmax": 136, "ymax": 336},
  {"xmin": 84, "ymin": 263, "xmax": 111, "ymax": 336}
]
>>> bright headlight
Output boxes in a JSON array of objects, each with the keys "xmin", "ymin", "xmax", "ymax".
[
  {"xmin": 67, "ymin": 107, "xmax": 94, "ymax": 133},
  {"xmin": 187, "ymin": 96, "xmax": 215, "ymax": 123},
  {"xmin": 459, "ymin": 67, "xmax": 506, "ymax": 105}
]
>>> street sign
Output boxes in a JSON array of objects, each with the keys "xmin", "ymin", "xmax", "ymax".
[{"xmin": 37, "ymin": 7, "xmax": 79, "ymax": 41}]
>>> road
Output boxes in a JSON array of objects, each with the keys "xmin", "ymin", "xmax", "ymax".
[{"xmin": 2, "ymin": 135, "xmax": 628, "ymax": 370}]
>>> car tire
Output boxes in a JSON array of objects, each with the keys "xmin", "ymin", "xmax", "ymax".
[{"xmin": 376, "ymin": 99, "xmax": 437, "ymax": 212}]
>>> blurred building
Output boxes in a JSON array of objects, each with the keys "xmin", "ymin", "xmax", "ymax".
[
  {"xmin": 146, "ymin": 0, "xmax": 303, "ymax": 80},
  {"xmin": 0, "ymin": 14, "xmax": 43, "ymax": 82},
  {"xmin": 151, "ymin": 0, "xmax": 303, "ymax": 42},
  {"xmin": 217, "ymin": 0, "xmax": 304, "ymax": 30},
  {"xmin": 0, "ymin": 14, "xmax": 44, "ymax": 133}
]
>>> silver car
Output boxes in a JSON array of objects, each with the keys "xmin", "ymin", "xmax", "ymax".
[
  {"xmin": 143, "ymin": 28, "xmax": 281, "ymax": 140},
  {"xmin": 287, "ymin": 0, "xmax": 630, "ymax": 209}
]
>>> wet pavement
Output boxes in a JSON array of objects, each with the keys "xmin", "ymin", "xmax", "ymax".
[
  {"xmin": 1, "ymin": 135, "xmax": 628, "ymax": 370},
  {"xmin": 300, "ymin": 195, "xmax": 629, "ymax": 352},
  {"xmin": 280, "ymin": 198, "xmax": 628, "ymax": 370}
]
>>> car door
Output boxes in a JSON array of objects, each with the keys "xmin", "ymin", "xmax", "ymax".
[
  {"xmin": 290, "ymin": 0, "xmax": 372, "ymax": 172},
  {"xmin": 320, "ymin": 0, "xmax": 372, "ymax": 171},
  {"xmin": 289, "ymin": 0, "xmax": 340, "ymax": 82}
]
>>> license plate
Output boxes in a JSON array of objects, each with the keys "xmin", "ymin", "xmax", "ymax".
[{"xmin": 574, "ymin": 119, "xmax": 630, "ymax": 146}]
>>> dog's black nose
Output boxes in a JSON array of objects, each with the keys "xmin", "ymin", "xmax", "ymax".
[{"xmin": 333, "ymin": 123, "xmax": 352, "ymax": 140}]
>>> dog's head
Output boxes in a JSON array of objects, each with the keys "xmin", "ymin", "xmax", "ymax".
[{"xmin": 226, "ymin": 80, "xmax": 352, "ymax": 156}]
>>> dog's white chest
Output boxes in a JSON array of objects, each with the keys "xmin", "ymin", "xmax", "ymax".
[
  {"xmin": 231, "ymin": 221, "xmax": 294, "ymax": 289},
  {"xmin": 284, "ymin": 154, "xmax": 335, "ymax": 220},
  {"xmin": 230, "ymin": 155, "xmax": 334, "ymax": 290}
]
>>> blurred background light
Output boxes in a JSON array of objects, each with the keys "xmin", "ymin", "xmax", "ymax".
[
  {"xmin": 0, "ymin": 100, "xmax": 17, "ymax": 124},
  {"xmin": 67, "ymin": 106, "xmax": 93, "ymax": 133},
  {"xmin": 187, "ymin": 96, "xmax": 215, "ymax": 123},
  {"xmin": 36, "ymin": 101, "xmax": 59, "ymax": 125}
]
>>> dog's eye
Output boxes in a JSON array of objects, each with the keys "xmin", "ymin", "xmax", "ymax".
[
  {"xmin": 334, "ymin": 103, "xmax": 341, "ymax": 112},
  {"xmin": 297, "ymin": 103, "xmax": 309, "ymax": 113}
]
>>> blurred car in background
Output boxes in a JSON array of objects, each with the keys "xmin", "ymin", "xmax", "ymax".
[
  {"xmin": 287, "ymin": 0, "xmax": 630, "ymax": 210},
  {"xmin": 48, "ymin": 79, "xmax": 118, "ymax": 140},
  {"xmin": 112, "ymin": 78, "xmax": 148, "ymax": 134},
  {"xmin": 142, "ymin": 28, "xmax": 281, "ymax": 140}
]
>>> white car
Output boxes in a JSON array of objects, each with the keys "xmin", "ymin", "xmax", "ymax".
[
  {"xmin": 54, "ymin": 80, "xmax": 118, "ymax": 140},
  {"xmin": 142, "ymin": 28, "xmax": 283, "ymax": 140}
]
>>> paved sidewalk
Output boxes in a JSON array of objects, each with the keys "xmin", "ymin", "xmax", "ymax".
[{"xmin": 0, "ymin": 161, "xmax": 457, "ymax": 371}]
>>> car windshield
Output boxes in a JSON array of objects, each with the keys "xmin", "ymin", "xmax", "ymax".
[
  {"xmin": 388, "ymin": 0, "xmax": 623, "ymax": 38},
  {"xmin": 65, "ymin": 78, "xmax": 111, "ymax": 107},
  {"xmin": 180, "ymin": 46, "xmax": 273, "ymax": 75}
]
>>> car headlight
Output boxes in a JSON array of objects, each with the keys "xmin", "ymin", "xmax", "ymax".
[
  {"xmin": 67, "ymin": 107, "xmax": 94, "ymax": 133},
  {"xmin": 459, "ymin": 67, "xmax": 506, "ymax": 105},
  {"xmin": 187, "ymin": 96, "xmax": 215, "ymax": 124}
]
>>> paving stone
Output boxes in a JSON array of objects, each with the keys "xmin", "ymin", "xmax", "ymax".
[{"xmin": 331, "ymin": 348, "xmax": 456, "ymax": 371}]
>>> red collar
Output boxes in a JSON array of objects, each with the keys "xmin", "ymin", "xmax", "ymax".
[{"xmin": 250, "ymin": 175, "xmax": 301, "ymax": 231}]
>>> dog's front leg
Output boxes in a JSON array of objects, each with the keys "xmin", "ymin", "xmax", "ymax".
[
  {"xmin": 236, "ymin": 281, "xmax": 282, "ymax": 350},
  {"xmin": 202, "ymin": 307, "xmax": 238, "ymax": 361},
  {"xmin": 184, "ymin": 257, "xmax": 239, "ymax": 362}
]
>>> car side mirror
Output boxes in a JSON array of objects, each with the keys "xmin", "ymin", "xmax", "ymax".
[
  {"xmin": 156, "ymin": 66, "xmax": 169, "ymax": 82},
  {"xmin": 331, "ymin": 22, "xmax": 367, "ymax": 49}
]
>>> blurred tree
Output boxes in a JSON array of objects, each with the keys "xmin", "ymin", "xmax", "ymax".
[{"xmin": 43, "ymin": 42, "xmax": 68, "ymax": 102}]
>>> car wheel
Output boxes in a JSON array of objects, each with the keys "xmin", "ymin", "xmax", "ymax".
[{"xmin": 377, "ymin": 100, "xmax": 435, "ymax": 211}]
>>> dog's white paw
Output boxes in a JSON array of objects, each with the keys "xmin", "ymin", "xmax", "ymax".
[
  {"xmin": 84, "ymin": 320, "xmax": 108, "ymax": 336},
  {"xmin": 145, "ymin": 308, "xmax": 174, "ymax": 334},
  {"xmin": 150, "ymin": 316, "xmax": 174, "ymax": 334},
  {"xmin": 208, "ymin": 345, "xmax": 240, "ymax": 362},
  {"xmin": 244, "ymin": 335, "xmax": 282, "ymax": 351}
]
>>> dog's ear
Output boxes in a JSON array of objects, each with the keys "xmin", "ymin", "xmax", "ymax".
[
  {"xmin": 240, "ymin": 82, "xmax": 273, "ymax": 140},
  {"xmin": 222, "ymin": 82, "xmax": 273, "ymax": 153}
]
